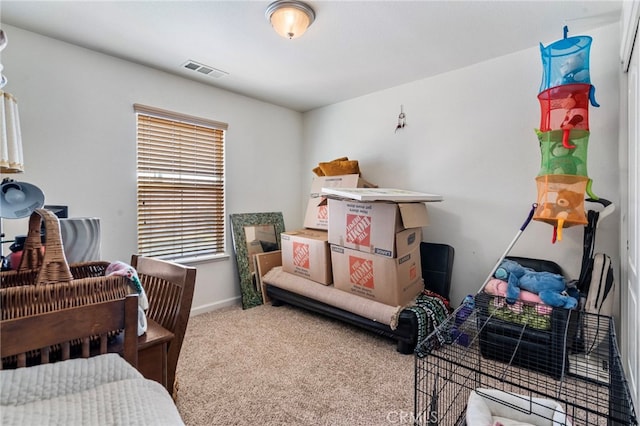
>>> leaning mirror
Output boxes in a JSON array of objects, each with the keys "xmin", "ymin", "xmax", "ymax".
[{"xmin": 230, "ymin": 212, "xmax": 285, "ymax": 309}]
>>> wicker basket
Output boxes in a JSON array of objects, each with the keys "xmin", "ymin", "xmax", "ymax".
[
  {"xmin": 1, "ymin": 209, "xmax": 134, "ymax": 367},
  {"xmin": 1, "ymin": 210, "xmax": 111, "ymax": 288},
  {"xmin": 69, "ymin": 261, "xmax": 111, "ymax": 278}
]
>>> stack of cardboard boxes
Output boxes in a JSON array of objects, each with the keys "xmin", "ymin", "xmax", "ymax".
[
  {"xmin": 281, "ymin": 174, "xmax": 372, "ymax": 286},
  {"xmin": 280, "ymin": 174, "xmax": 436, "ymax": 307},
  {"xmin": 327, "ymin": 196, "xmax": 429, "ymax": 306}
]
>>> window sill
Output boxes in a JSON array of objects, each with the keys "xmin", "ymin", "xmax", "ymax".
[{"xmin": 168, "ymin": 253, "xmax": 230, "ymax": 266}]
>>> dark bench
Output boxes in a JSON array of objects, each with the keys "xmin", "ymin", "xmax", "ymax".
[{"xmin": 266, "ymin": 242, "xmax": 454, "ymax": 354}]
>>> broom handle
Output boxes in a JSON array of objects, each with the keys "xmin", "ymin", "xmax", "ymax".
[{"xmin": 478, "ymin": 204, "xmax": 537, "ymax": 293}]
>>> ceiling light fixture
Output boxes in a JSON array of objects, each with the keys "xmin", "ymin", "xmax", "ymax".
[{"xmin": 265, "ymin": 0, "xmax": 315, "ymax": 40}]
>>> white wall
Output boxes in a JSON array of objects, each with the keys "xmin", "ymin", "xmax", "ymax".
[
  {"xmin": 1, "ymin": 25, "xmax": 304, "ymax": 314},
  {"xmin": 303, "ymin": 24, "xmax": 622, "ymax": 306},
  {"xmin": 2, "ymin": 23, "xmax": 623, "ymax": 312}
]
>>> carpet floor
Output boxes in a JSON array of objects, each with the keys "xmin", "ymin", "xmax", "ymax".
[{"xmin": 174, "ymin": 303, "xmax": 416, "ymax": 425}]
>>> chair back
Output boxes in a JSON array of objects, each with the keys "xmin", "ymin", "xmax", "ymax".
[
  {"xmin": 131, "ymin": 254, "xmax": 196, "ymax": 395},
  {"xmin": 420, "ymin": 242, "xmax": 455, "ymax": 300}
]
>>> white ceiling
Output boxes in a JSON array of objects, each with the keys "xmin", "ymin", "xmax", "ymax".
[{"xmin": 1, "ymin": 0, "xmax": 623, "ymax": 112}]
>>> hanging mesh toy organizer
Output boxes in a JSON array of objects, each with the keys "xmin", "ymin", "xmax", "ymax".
[{"xmin": 533, "ymin": 27, "xmax": 600, "ymax": 242}]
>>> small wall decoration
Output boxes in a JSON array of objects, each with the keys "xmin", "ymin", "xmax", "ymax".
[{"xmin": 395, "ymin": 104, "xmax": 406, "ymax": 132}]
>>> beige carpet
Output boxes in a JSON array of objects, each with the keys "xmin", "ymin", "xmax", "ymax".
[{"xmin": 175, "ymin": 303, "xmax": 415, "ymax": 426}]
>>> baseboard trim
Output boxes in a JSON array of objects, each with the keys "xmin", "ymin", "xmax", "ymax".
[{"xmin": 190, "ymin": 296, "xmax": 241, "ymax": 316}]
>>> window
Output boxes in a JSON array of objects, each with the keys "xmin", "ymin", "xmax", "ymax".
[{"xmin": 135, "ymin": 104, "xmax": 227, "ymax": 260}]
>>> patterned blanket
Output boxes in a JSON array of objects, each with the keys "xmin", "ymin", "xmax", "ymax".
[{"xmin": 404, "ymin": 290, "xmax": 452, "ymax": 356}]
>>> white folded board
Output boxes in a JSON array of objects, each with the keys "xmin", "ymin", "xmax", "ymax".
[
  {"xmin": 320, "ymin": 187, "xmax": 443, "ymax": 202},
  {"xmin": 59, "ymin": 217, "xmax": 101, "ymax": 263}
]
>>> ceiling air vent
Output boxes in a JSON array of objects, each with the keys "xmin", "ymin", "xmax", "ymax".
[{"xmin": 181, "ymin": 60, "xmax": 228, "ymax": 79}]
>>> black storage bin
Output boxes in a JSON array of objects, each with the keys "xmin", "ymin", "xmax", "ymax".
[{"xmin": 475, "ymin": 257, "xmax": 573, "ymax": 380}]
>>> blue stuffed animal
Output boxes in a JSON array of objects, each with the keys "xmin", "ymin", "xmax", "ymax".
[{"xmin": 495, "ymin": 259, "xmax": 577, "ymax": 309}]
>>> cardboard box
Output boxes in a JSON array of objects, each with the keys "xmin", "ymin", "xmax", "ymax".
[
  {"xmin": 303, "ymin": 174, "xmax": 376, "ymax": 230},
  {"xmin": 304, "ymin": 197, "xmax": 330, "ymax": 231},
  {"xmin": 308, "ymin": 174, "xmax": 375, "ymax": 198},
  {"xmin": 281, "ymin": 229, "xmax": 332, "ymax": 285},
  {"xmin": 327, "ymin": 199, "xmax": 428, "ymax": 258},
  {"xmin": 330, "ymin": 244, "xmax": 424, "ymax": 307},
  {"xmin": 254, "ymin": 250, "xmax": 282, "ymax": 304}
]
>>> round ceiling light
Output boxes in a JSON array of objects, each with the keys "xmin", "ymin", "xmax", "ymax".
[{"xmin": 265, "ymin": 0, "xmax": 316, "ymax": 39}]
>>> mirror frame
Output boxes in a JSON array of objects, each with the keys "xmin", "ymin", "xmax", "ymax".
[{"xmin": 230, "ymin": 212, "xmax": 285, "ymax": 309}]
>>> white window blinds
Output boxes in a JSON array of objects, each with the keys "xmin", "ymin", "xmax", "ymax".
[{"xmin": 135, "ymin": 104, "xmax": 227, "ymax": 260}]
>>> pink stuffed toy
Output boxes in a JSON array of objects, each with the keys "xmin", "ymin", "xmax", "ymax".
[{"xmin": 484, "ymin": 278, "xmax": 552, "ymax": 315}]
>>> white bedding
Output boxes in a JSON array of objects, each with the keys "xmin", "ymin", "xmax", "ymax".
[
  {"xmin": 466, "ymin": 388, "xmax": 571, "ymax": 426},
  {"xmin": 1, "ymin": 353, "xmax": 184, "ymax": 426}
]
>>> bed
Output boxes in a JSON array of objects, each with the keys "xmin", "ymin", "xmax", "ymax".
[
  {"xmin": 263, "ymin": 242, "xmax": 454, "ymax": 354},
  {"xmin": 0, "ymin": 294, "xmax": 185, "ymax": 426},
  {"xmin": 466, "ymin": 388, "xmax": 572, "ymax": 426}
]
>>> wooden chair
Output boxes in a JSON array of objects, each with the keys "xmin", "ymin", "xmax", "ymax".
[{"xmin": 131, "ymin": 254, "xmax": 196, "ymax": 396}]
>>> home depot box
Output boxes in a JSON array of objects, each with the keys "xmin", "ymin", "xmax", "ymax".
[
  {"xmin": 304, "ymin": 174, "xmax": 376, "ymax": 230},
  {"xmin": 330, "ymin": 244, "xmax": 424, "ymax": 307},
  {"xmin": 327, "ymin": 199, "xmax": 428, "ymax": 258},
  {"xmin": 281, "ymin": 229, "xmax": 332, "ymax": 285}
]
